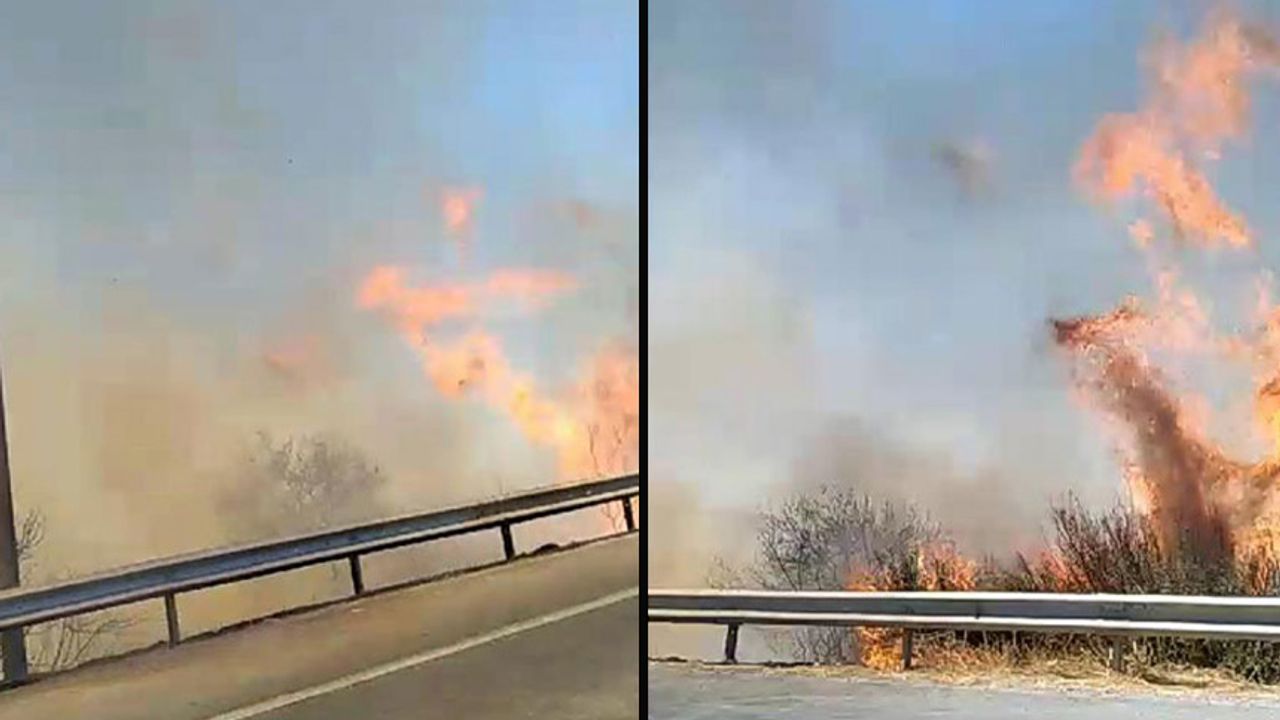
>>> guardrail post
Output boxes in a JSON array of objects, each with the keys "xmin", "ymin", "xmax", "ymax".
[
  {"xmin": 1109, "ymin": 636, "xmax": 1125, "ymax": 672},
  {"xmin": 500, "ymin": 523, "xmax": 516, "ymax": 560},
  {"xmin": 164, "ymin": 593, "xmax": 181, "ymax": 647},
  {"xmin": 0, "ymin": 355, "xmax": 29, "ymax": 684},
  {"xmin": 622, "ymin": 498, "xmax": 635, "ymax": 532},
  {"xmin": 901, "ymin": 629, "xmax": 914, "ymax": 671},
  {"xmin": 348, "ymin": 554, "xmax": 365, "ymax": 596},
  {"xmin": 723, "ymin": 623, "xmax": 740, "ymax": 664}
]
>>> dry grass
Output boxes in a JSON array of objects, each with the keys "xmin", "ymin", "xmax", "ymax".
[
  {"xmin": 730, "ymin": 485, "xmax": 1280, "ymax": 684},
  {"xmin": 826, "ymin": 630, "xmax": 1280, "ymax": 699}
]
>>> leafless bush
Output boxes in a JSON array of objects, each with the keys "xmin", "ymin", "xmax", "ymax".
[
  {"xmin": 26, "ymin": 612, "xmax": 136, "ymax": 674},
  {"xmin": 587, "ymin": 418, "xmax": 638, "ymax": 532},
  {"xmin": 720, "ymin": 485, "xmax": 944, "ymax": 664},
  {"xmin": 217, "ymin": 432, "xmax": 389, "ymax": 597},
  {"xmin": 2, "ymin": 509, "xmax": 138, "ymax": 674},
  {"xmin": 15, "ymin": 509, "xmax": 43, "ymax": 563},
  {"xmin": 989, "ymin": 495, "xmax": 1280, "ymax": 682},
  {"xmin": 220, "ymin": 432, "xmax": 388, "ymax": 538},
  {"xmin": 751, "ymin": 487, "xmax": 941, "ymax": 592},
  {"xmin": 999, "ymin": 495, "xmax": 1244, "ymax": 595}
]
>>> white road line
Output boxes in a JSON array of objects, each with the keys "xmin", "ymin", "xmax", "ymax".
[{"xmin": 206, "ymin": 587, "xmax": 639, "ymax": 720}]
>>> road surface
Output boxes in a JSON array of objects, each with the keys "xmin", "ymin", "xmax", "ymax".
[
  {"xmin": 0, "ymin": 533, "xmax": 638, "ymax": 720},
  {"xmin": 256, "ymin": 595, "xmax": 637, "ymax": 720},
  {"xmin": 649, "ymin": 662, "xmax": 1280, "ymax": 719}
]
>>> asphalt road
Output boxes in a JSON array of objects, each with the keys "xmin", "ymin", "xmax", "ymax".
[
  {"xmin": 649, "ymin": 663, "xmax": 1280, "ymax": 719},
  {"xmin": 257, "ymin": 596, "xmax": 638, "ymax": 720},
  {"xmin": 0, "ymin": 533, "xmax": 638, "ymax": 720}
]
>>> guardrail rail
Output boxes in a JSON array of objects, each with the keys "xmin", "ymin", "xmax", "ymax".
[
  {"xmin": 0, "ymin": 473, "xmax": 639, "ymax": 683},
  {"xmin": 649, "ymin": 588, "xmax": 1280, "ymax": 669}
]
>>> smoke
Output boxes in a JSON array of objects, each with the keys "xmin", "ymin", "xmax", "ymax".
[
  {"xmin": 647, "ymin": 475, "xmax": 759, "ymax": 660},
  {"xmin": 0, "ymin": 1, "xmax": 637, "ymax": 657},
  {"xmin": 932, "ymin": 139, "xmax": 996, "ymax": 201},
  {"xmin": 0, "ymin": 285, "xmax": 487, "ymax": 563},
  {"xmin": 0, "ymin": 225, "xmax": 630, "ymax": 596},
  {"xmin": 790, "ymin": 419, "xmax": 1049, "ymax": 557},
  {"xmin": 649, "ymin": 0, "xmax": 1166, "ymax": 594}
]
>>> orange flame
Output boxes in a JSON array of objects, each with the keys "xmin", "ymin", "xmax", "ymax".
[
  {"xmin": 357, "ymin": 265, "xmax": 577, "ymax": 330},
  {"xmin": 1075, "ymin": 11, "xmax": 1280, "ymax": 248},
  {"xmin": 1060, "ymin": 8, "xmax": 1280, "ymax": 563},
  {"xmin": 844, "ymin": 542, "xmax": 977, "ymax": 669},
  {"xmin": 357, "ymin": 264, "xmax": 636, "ymax": 481}
]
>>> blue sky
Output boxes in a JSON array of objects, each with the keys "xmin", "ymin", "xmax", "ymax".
[{"xmin": 650, "ymin": 0, "xmax": 1280, "ymax": 544}]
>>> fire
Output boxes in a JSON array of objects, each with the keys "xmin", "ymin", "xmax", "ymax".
[
  {"xmin": 1058, "ymin": 7, "xmax": 1280, "ymax": 563},
  {"xmin": 357, "ymin": 265, "xmax": 577, "ymax": 331},
  {"xmin": 844, "ymin": 542, "xmax": 977, "ymax": 669},
  {"xmin": 1078, "ymin": 112, "xmax": 1249, "ymax": 248},
  {"xmin": 1075, "ymin": 10, "xmax": 1280, "ymax": 248},
  {"xmin": 357, "ymin": 193, "xmax": 637, "ymax": 485},
  {"xmin": 1052, "ymin": 304, "xmax": 1242, "ymax": 559},
  {"xmin": 441, "ymin": 186, "xmax": 482, "ymax": 238}
]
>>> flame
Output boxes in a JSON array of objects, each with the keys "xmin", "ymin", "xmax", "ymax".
[
  {"xmin": 844, "ymin": 542, "xmax": 977, "ymax": 669},
  {"xmin": 357, "ymin": 262, "xmax": 636, "ymax": 481},
  {"xmin": 1059, "ymin": 8, "xmax": 1280, "ymax": 562},
  {"xmin": 358, "ymin": 265, "xmax": 577, "ymax": 330},
  {"xmin": 1052, "ymin": 305, "xmax": 1243, "ymax": 558},
  {"xmin": 1075, "ymin": 11, "xmax": 1280, "ymax": 248}
]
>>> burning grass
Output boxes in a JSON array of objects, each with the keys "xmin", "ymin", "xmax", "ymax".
[{"xmin": 729, "ymin": 483, "xmax": 1280, "ymax": 683}]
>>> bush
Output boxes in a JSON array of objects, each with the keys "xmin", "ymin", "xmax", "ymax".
[
  {"xmin": 220, "ymin": 431, "xmax": 388, "ymax": 539},
  {"xmin": 722, "ymin": 486, "xmax": 948, "ymax": 664},
  {"xmin": 998, "ymin": 495, "xmax": 1280, "ymax": 682},
  {"xmin": 727, "ymin": 485, "xmax": 1280, "ymax": 681}
]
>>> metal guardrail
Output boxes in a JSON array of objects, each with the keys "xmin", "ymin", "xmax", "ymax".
[
  {"xmin": 648, "ymin": 588, "xmax": 1280, "ymax": 669},
  {"xmin": 0, "ymin": 473, "xmax": 639, "ymax": 681}
]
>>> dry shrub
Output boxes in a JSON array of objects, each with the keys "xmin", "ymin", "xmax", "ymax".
[
  {"xmin": 721, "ymin": 485, "xmax": 951, "ymax": 664},
  {"xmin": 729, "ymin": 485, "xmax": 1280, "ymax": 682},
  {"xmin": 0, "ymin": 509, "xmax": 137, "ymax": 674},
  {"xmin": 994, "ymin": 495, "xmax": 1280, "ymax": 683},
  {"xmin": 219, "ymin": 431, "xmax": 388, "ymax": 537}
]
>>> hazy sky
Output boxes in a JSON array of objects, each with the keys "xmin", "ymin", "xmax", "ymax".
[
  {"xmin": 0, "ymin": 0, "xmax": 638, "ymax": 566},
  {"xmin": 0, "ymin": 0, "xmax": 637, "ymax": 352},
  {"xmin": 650, "ymin": 0, "xmax": 1280, "ymax": 537}
]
